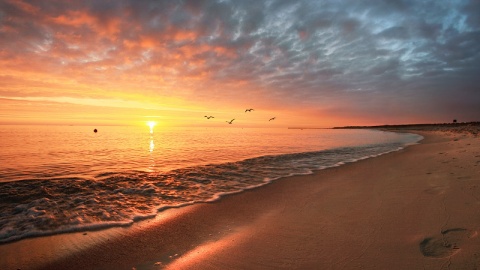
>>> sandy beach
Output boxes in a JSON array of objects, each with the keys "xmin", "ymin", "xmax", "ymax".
[{"xmin": 1, "ymin": 127, "xmax": 480, "ymax": 270}]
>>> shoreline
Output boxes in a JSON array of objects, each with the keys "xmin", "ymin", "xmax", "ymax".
[
  {"xmin": 1, "ymin": 129, "xmax": 479, "ymax": 269},
  {"xmin": 0, "ymin": 129, "xmax": 419, "ymax": 245}
]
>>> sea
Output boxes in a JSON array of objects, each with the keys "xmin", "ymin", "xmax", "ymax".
[{"xmin": 0, "ymin": 125, "xmax": 423, "ymax": 243}]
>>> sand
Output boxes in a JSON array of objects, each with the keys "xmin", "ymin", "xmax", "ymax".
[{"xmin": 1, "ymin": 129, "xmax": 479, "ymax": 270}]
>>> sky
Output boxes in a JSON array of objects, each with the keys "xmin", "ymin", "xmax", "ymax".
[{"xmin": 1, "ymin": 0, "xmax": 479, "ymax": 127}]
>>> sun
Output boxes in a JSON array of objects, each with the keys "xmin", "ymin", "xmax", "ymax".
[{"xmin": 146, "ymin": 121, "xmax": 157, "ymax": 133}]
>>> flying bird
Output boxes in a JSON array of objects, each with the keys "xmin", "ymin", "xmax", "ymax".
[
  {"xmin": 269, "ymin": 117, "xmax": 276, "ymax": 121},
  {"xmin": 226, "ymin": 119, "xmax": 235, "ymax": 124},
  {"xmin": 245, "ymin": 108, "xmax": 254, "ymax": 113},
  {"xmin": 204, "ymin": 116, "xmax": 214, "ymax": 119}
]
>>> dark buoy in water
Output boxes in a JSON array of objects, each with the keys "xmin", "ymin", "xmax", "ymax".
[{"xmin": 94, "ymin": 129, "xmax": 97, "ymax": 133}]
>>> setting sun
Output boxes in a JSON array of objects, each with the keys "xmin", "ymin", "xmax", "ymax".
[{"xmin": 147, "ymin": 121, "xmax": 157, "ymax": 133}]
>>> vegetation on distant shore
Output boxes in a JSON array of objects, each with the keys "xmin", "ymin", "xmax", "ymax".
[{"xmin": 333, "ymin": 122, "xmax": 480, "ymax": 136}]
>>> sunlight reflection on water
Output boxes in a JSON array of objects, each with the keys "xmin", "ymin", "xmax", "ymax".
[
  {"xmin": 0, "ymin": 125, "xmax": 422, "ymax": 243},
  {"xmin": 0, "ymin": 126, "xmax": 420, "ymax": 182}
]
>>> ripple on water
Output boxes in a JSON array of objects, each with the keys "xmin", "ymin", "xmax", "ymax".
[{"xmin": 0, "ymin": 142, "xmax": 417, "ymax": 243}]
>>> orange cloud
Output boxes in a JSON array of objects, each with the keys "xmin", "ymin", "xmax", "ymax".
[
  {"xmin": 139, "ymin": 36, "xmax": 158, "ymax": 48},
  {"xmin": 51, "ymin": 11, "xmax": 97, "ymax": 28},
  {"xmin": 172, "ymin": 29, "xmax": 198, "ymax": 42},
  {"xmin": 123, "ymin": 39, "xmax": 137, "ymax": 49},
  {"xmin": 50, "ymin": 10, "xmax": 121, "ymax": 41},
  {"xmin": 6, "ymin": 0, "xmax": 39, "ymax": 14}
]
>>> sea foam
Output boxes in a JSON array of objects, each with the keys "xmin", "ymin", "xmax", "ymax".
[{"xmin": 0, "ymin": 133, "xmax": 422, "ymax": 244}]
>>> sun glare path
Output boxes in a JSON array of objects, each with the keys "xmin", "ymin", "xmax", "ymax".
[{"xmin": 147, "ymin": 121, "xmax": 157, "ymax": 134}]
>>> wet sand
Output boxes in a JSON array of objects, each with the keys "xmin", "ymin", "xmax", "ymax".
[{"xmin": 1, "ymin": 129, "xmax": 479, "ymax": 269}]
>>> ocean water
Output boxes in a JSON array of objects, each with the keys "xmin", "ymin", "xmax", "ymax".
[{"xmin": 0, "ymin": 125, "xmax": 422, "ymax": 243}]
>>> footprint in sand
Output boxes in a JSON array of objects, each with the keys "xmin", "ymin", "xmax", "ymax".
[{"xmin": 419, "ymin": 228, "xmax": 477, "ymax": 258}]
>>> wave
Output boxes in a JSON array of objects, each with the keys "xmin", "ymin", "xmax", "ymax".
[{"xmin": 0, "ymin": 136, "xmax": 422, "ymax": 244}]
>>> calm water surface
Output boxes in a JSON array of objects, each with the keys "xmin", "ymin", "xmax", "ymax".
[{"xmin": 0, "ymin": 125, "xmax": 422, "ymax": 243}]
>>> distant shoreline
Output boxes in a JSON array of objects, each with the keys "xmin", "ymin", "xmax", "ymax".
[
  {"xmin": 289, "ymin": 121, "xmax": 479, "ymax": 130},
  {"xmin": 332, "ymin": 121, "xmax": 479, "ymax": 129},
  {"xmin": 331, "ymin": 121, "xmax": 480, "ymax": 136}
]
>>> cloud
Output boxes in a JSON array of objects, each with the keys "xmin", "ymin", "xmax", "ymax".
[{"xmin": 1, "ymin": 0, "xmax": 479, "ymax": 125}]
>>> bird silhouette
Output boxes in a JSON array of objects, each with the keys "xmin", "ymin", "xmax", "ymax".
[
  {"xmin": 269, "ymin": 117, "xmax": 276, "ymax": 121},
  {"xmin": 245, "ymin": 108, "xmax": 254, "ymax": 113},
  {"xmin": 226, "ymin": 119, "xmax": 235, "ymax": 124},
  {"xmin": 204, "ymin": 116, "xmax": 214, "ymax": 119}
]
